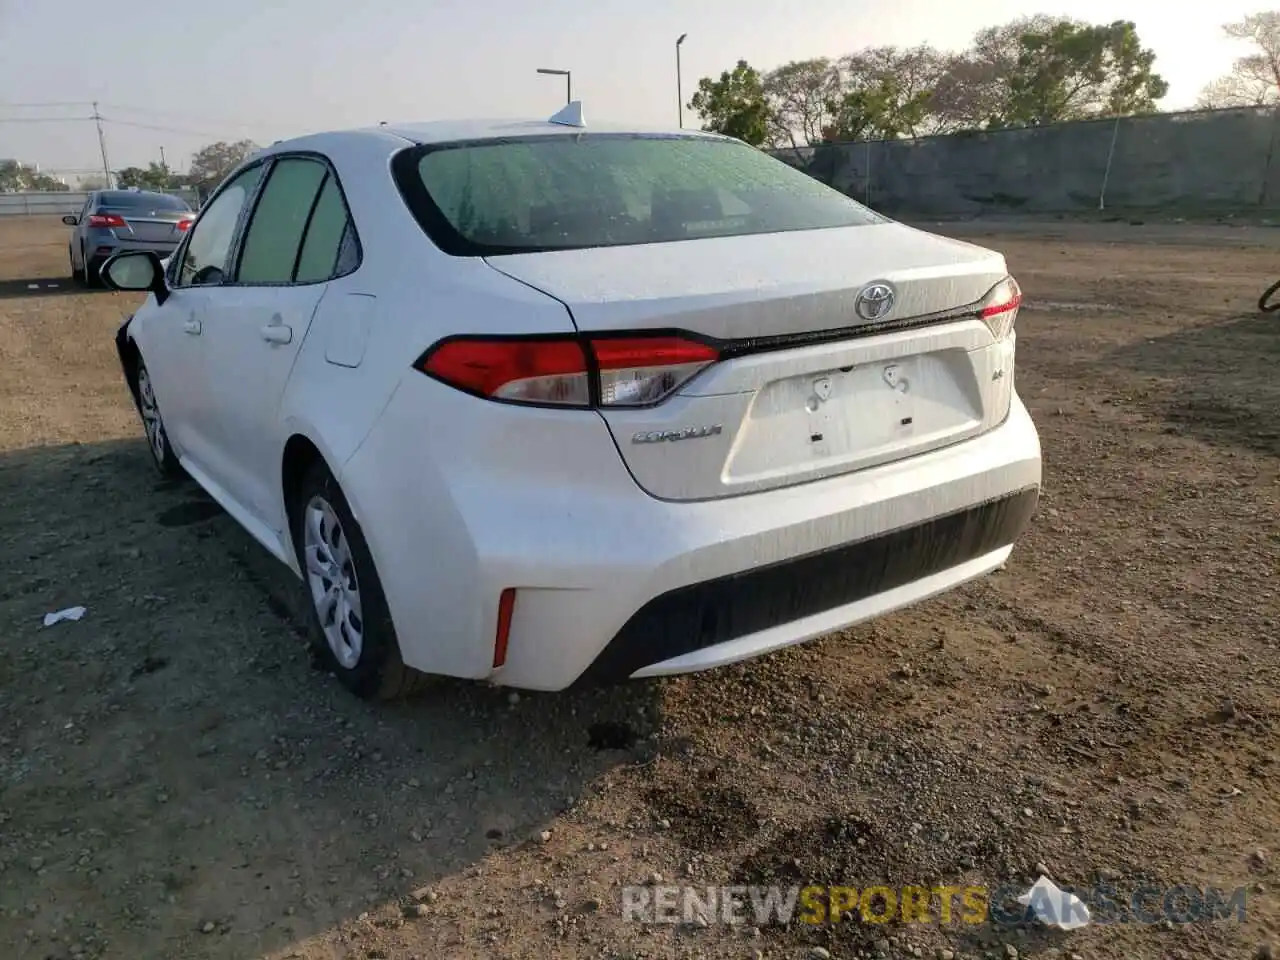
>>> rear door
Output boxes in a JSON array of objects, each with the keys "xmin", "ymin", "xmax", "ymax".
[{"xmin": 196, "ymin": 155, "xmax": 353, "ymax": 530}]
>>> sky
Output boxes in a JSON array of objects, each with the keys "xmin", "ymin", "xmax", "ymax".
[{"xmin": 0, "ymin": 0, "xmax": 1265, "ymax": 181}]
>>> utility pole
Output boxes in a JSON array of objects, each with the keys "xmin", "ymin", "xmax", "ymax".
[
  {"xmin": 536, "ymin": 68, "xmax": 572, "ymax": 105},
  {"xmin": 676, "ymin": 34, "xmax": 688, "ymax": 129},
  {"xmin": 92, "ymin": 101, "xmax": 112, "ymax": 188}
]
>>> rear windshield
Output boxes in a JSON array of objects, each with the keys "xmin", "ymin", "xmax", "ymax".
[
  {"xmin": 393, "ymin": 134, "xmax": 885, "ymax": 256},
  {"xmin": 98, "ymin": 192, "xmax": 189, "ymax": 211}
]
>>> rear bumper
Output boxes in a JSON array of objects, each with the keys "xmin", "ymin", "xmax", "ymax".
[
  {"xmin": 87, "ymin": 235, "xmax": 180, "ymax": 260},
  {"xmin": 340, "ymin": 375, "xmax": 1041, "ymax": 691},
  {"xmin": 577, "ymin": 486, "xmax": 1036, "ymax": 685}
]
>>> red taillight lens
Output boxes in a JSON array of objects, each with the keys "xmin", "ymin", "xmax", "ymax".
[
  {"xmin": 421, "ymin": 337, "xmax": 591, "ymax": 406},
  {"xmin": 979, "ymin": 276, "xmax": 1021, "ymax": 339},
  {"xmin": 176, "ymin": 218, "xmax": 193, "ymax": 232},
  {"xmin": 418, "ymin": 333, "xmax": 720, "ymax": 408},
  {"xmin": 87, "ymin": 213, "xmax": 126, "ymax": 228}
]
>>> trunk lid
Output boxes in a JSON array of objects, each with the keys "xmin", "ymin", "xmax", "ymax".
[
  {"xmin": 484, "ymin": 222, "xmax": 1006, "ymax": 340},
  {"xmin": 486, "ymin": 223, "xmax": 1018, "ymax": 501},
  {"xmin": 100, "ymin": 206, "xmax": 190, "ymax": 243}
]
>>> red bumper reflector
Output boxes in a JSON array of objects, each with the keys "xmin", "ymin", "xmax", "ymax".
[{"xmin": 493, "ymin": 588, "xmax": 516, "ymax": 668}]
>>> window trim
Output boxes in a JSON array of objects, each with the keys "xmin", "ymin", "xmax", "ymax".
[
  {"xmin": 388, "ymin": 131, "xmax": 880, "ymax": 258},
  {"xmin": 170, "ymin": 150, "xmax": 363, "ymax": 291},
  {"xmin": 170, "ymin": 159, "xmax": 270, "ymax": 290},
  {"xmin": 229, "ymin": 151, "xmax": 363, "ymax": 288}
]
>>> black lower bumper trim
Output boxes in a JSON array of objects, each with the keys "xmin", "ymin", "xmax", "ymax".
[{"xmin": 574, "ymin": 486, "xmax": 1038, "ymax": 686}]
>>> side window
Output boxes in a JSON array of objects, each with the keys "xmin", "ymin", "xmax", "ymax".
[
  {"xmin": 235, "ymin": 158, "xmax": 327, "ymax": 284},
  {"xmin": 294, "ymin": 175, "xmax": 354, "ymax": 282},
  {"xmin": 177, "ymin": 165, "xmax": 264, "ymax": 287},
  {"xmin": 334, "ymin": 223, "xmax": 358, "ymax": 276}
]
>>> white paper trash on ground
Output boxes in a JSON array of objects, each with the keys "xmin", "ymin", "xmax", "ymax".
[
  {"xmin": 1016, "ymin": 876, "xmax": 1092, "ymax": 930},
  {"xmin": 43, "ymin": 606, "xmax": 87, "ymax": 627}
]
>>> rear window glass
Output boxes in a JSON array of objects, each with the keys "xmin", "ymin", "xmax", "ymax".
[
  {"xmin": 98, "ymin": 192, "xmax": 189, "ymax": 211},
  {"xmin": 397, "ymin": 134, "xmax": 885, "ymax": 255}
]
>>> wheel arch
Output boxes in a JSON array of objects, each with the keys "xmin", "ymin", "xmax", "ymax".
[
  {"xmin": 278, "ymin": 420, "xmax": 390, "ymax": 589},
  {"xmin": 116, "ymin": 325, "xmax": 142, "ymax": 410},
  {"xmin": 281, "ymin": 433, "xmax": 326, "ymax": 529}
]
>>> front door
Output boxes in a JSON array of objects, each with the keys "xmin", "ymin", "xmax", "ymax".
[{"xmin": 145, "ymin": 163, "xmax": 266, "ymax": 476}]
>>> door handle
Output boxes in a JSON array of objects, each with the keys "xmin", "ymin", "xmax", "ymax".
[
  {"xmin": 182, "ymin": 317, "xmax": 201, "ymax": 335},
  {"xmin": 260, "ymin": 323, "xmax": 293, "ymax": 345}
]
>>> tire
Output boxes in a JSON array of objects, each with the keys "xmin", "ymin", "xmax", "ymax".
[
  {"xmin": 1260, "ymin": 279, "xmax": 1280, "ymax": 313},
  {"xmin": 83, "ymin": 253, "xmax": 103, "ymax": 288},
  {"xmin": 135, "ymin": 358, "xmax": 183, "ymax": 478},
  {"xmin": 82, "ymin": 247, "xmax": 103, "ymax": 288},
  {"xmin": 290, "ymin": 461, "xmax": 427, "ymax": 701}
]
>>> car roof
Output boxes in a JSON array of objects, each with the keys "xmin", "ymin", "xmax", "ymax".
[
  {"xmin": 256, "ymin": 115, "xmax": 727, "ymax": 156},
  {"xmin": 98, "ymin": 189, "xmax": 180, "ymax": 201},
  {"xmin": 374, "ymin": 117, "xmax": 721, "ymax": 145}
]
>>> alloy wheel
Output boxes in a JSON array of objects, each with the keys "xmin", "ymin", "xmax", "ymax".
[
  {"xmin": 303, "ymin": 495, "xmax": 364, "ymax": 670},
  {"xmin": 136, "ymin": 366, "xmax": 167, "ymax": 467}
]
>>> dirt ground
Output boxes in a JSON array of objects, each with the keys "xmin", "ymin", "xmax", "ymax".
[{"xmin": 0, "ymin": 214, "xmax": 1276, "ymax": 960}]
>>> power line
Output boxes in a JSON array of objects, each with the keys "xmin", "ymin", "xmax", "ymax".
[
  {"xmin": 100, "ymin": 116, "xmax": 254, "ymax": 141},
  {"xmin": 0, "ymin": 116, "xmax": 93, "ymax": 123},
  {"xmin": 101, "ymin": 102, "xmax": 266, "ymax": 131},
  {"xmin": 0, "ymin": 100, "xmax": 93, "ymax": 108}
]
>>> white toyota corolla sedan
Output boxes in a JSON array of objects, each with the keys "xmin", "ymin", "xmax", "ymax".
[{"xmin": 101, "ymin": 103, "xmax": 1041, "ymax": 701}]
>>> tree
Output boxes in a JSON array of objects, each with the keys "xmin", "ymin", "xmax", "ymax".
[
  {"xmin": 688, "ymin": 60, "xmax": 772, "ymax": 146},
  {"xmin": 762, "ymin": 58, "xmax": 841, "ymax": 148},
  {"xmin": 1197, "ymin": 13, "xmax": 1280, "ymax": 107},
  {"xmin": 0, "ymin": 160, "xmax": 70, "ymax": 192},
  {"xmin": 117, "ymin": 162, "xmax": 180, "ymax": 191},
  {"xmin": 836, "ymin": 46, "xmax": 948, "ymax": 138},
  {"xmin": 936, "ymin": 17, "xmax": 1167, "ymax": 128},
  {"xmin": 188, "ymin": 139, "xmax": 259, "ymax": 191}
]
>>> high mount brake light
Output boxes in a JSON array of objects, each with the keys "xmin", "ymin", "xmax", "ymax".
[
  {"xmin": 87, "ymin": 213, "xmax": 127, "ymax": 228},
  {"xmin": 979, "ymin": 276, "xmax": 1022, "ymax": 340},
  {"xmin": 418, "ymin": 334, "xmax": 720, "ymax": 408}
]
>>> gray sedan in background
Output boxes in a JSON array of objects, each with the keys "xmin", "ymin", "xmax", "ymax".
[{"xmin": 65, "ymin": 189, "xmax": 194, "ymax": 287}]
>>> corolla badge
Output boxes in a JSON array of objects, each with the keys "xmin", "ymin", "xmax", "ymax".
[
  {"xmin": 632, "ymin": 425, "xmax": 723, "ymax": 444},
  {"xmin": 855, "ymin": 281, "xmax": 897, "ymax": 322}
]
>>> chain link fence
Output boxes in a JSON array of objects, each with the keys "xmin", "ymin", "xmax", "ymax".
[{"xmin": 771, "ymin": 105, "xmax": 1280, "ymax": 217}]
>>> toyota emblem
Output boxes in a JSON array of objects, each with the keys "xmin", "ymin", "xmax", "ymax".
[{"xmin": 855, "ymin": 282, "xmax": 896, "ymax": 322}]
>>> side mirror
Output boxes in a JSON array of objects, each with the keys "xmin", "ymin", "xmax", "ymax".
[
  {"xmin": 101, "ymin": 251, "xmax": 171, "ymax": 306},
  {"xmin": 62, "ymin": 215, "xmax": 78, "ymax": 226}
]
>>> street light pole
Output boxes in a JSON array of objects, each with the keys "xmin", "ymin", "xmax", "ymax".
[
  {"xmin": 676, "ymin": 34, "xmax": 687, "ymax": 129},
  {"xmin": 537, "ymin": 67, "xmax": 572, "ymax": 105}
]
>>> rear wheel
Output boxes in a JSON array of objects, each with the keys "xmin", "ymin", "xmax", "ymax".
[
  {"xmin": 135, "ymin": 359, "xmax": 182, "ymax": 478},
  {"xmin": 290, "ymin": 461, "xmax": 426, "ymax": 701},
  {"xmin": 81, "ymin": 246, "xmax": 102, "ymax": 288}
]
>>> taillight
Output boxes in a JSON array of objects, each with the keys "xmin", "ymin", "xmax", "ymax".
[
  {"xmin": 87, "ymin": 213, "xmax": 127, "ymax": 228},
  {"xmin": 176, "ymin": 218, "xmax": 193, "ymax": 232},
  {"xmin": 417, "ymin": 333, "xmax": 720, "ymax": 408},
  {"xmin": 979, "ymin": 276, "xmax": 1021, "ymax": 340},
  {"xmin": 594, "ymin": 336, "xmax": 720, "ymax": 406}
]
